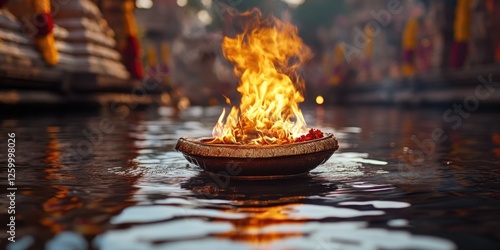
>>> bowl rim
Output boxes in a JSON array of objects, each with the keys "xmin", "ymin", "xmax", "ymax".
[{"xmin": 175, "ymin": 132, "xmax": 339, "ymax": 158}]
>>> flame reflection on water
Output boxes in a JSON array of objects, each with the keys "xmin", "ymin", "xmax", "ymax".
[
  {"xmin": 95, "ymin": 109, "xmax": 456, "ymax": 250},
  {"xmin": 95, "ymin": 202, "xmax": 455, "ymax": 250},
  {"xmin": 7, "ymin": 105, "xmax": 500, "ymax": 249}
]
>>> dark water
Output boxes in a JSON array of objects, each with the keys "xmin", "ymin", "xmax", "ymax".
[{"xmin": 1, "ymin": 105, "xmax": 499, "ymax": 250}]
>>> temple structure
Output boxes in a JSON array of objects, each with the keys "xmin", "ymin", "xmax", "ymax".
[{"xmin": 0, "ymin": 0, "xmax": 152, "ymax": 105}]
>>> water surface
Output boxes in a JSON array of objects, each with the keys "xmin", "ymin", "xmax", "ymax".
[{"xmin": 1, "ymin": 106, "xmax": 499, "ymax": 250}]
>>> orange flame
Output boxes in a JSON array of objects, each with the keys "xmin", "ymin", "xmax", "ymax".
[{"xmin": 210, "ymin": 10, "xmax": 312, "ymax": 145}]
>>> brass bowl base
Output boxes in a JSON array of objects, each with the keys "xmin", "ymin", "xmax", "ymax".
[{"xmin": 176, "ymin": 133, "xmax": 339, "ymax": 179}]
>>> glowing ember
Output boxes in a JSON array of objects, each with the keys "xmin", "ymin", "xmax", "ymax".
[
  {"xmin": 209, "ymin": 9, "xmax": 314, "ymax": 145},
  {"xmin": 295, "ymin": 129, "xmax": 324, "ymax": 143}
]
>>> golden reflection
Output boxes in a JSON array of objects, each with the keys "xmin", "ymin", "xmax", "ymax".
[
  {"xmin": 492, "ymin": 133, "xmax": 500, "ymax": 158},
  {"xmin": 42, "ymin": 186, "xmax": 83, "ymax": 216},
  {"xmin": 240, "ymin": 197, "xmax": 306, "ymax": 207},
  {"xmin": 239, "ymin": 206, "xmax": 291, "ymax": 221},
  {"xmin": 214, "ymin": 205, "xmax": 304, "ymax": 244},
  {"xmin": 40, "ymin": 122, "xmax": 141, "ymax": 236},
  {"xmin": 183, "ymin": 175, "xmax": 336, "ymax": 245},
  {"xmin": 44, "ymin": 127, "xmax": 75, "ymax": 181},
  {"xmin": 42, "ymin": 126, "xmax": 84, "ymax": 233},
  {"xmin": 397, "ymin": 112, "xmax": 415, "ymax": 164}
]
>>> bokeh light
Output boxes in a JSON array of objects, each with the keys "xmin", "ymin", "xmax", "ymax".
[
  {"xmin": 316, "ymin": 95, "xmax": 324, "ymax": 105},
  {"xmin": 197, "ymin": 10, "xmax": 213, "ymax": 25},
  {"xmin": 135, "ymin": 0, "xmax": 153, "ymax": 9},
  {"xmin": 176, "ymin": 0, "xmax": 187, "ymax": 7}
]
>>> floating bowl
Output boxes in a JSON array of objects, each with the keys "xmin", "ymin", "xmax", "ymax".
[{"xmin": 175, "ymin": 133, "xmax": 339, "ymax": 180}]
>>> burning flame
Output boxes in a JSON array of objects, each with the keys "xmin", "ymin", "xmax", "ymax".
[{"xmin": 210, "ymin": 10, "xmax": 312, "ymax": 145}]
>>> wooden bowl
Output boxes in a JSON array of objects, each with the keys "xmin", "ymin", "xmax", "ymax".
[{"xmin": 175, "ymin": 133, "xmax": 339, "ymax": 180}]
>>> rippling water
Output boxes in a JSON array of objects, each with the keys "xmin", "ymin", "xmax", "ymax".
[{"xmin": 1, "ymin": 106, "xmax": 499, "ymax": 250}]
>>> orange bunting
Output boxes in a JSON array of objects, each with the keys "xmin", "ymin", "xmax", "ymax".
[
  {"xmin": 122, "ymin": 0, "xmax": 143, "ymax": 79},
  {"xmin": 454, "ymin": 0, "xmax": 472, "ymax": 42},
  {"xmin": 32, "ymin": 0, "xmax": 58, "ymax": 65}
]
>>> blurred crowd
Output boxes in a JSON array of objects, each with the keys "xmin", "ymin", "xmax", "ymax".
[
  {"xmin": 0, "ymin": 0, "xmax": 492, "ymax": 108},
  {"xmin": 321, "ymin": 0, "xmax": 499, "ymax": 85},
  {"xmin": 1, "ymin": 0, "xmax": 499, "ymax": 106},
  {"xmin": 135, "ymin": 0, "xmax": 500, "ymax": 106}
]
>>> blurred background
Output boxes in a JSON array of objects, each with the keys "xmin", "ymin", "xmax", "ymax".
[
  {"xmin": 2, "ymin": 2, "xmax": 500, "ymax": 249},
  {"xmin": 1, "ymin": 0, "xmax": 499, "ymax": 108}
]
